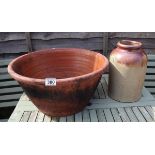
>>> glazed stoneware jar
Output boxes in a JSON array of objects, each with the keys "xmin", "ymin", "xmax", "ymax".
[{"xmin": 108, "ymin": 40, "xmax": 147, "ymax": 102}]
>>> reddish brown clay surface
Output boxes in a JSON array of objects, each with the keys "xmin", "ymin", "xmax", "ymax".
[{"xmin": 8, "ymin": 48, "xmax": 108, "ymax": 116}]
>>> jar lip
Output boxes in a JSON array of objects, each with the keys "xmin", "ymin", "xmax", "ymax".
[{"xmin": 117, "ymin": 40, "xmax": 142, "ymax": 49}]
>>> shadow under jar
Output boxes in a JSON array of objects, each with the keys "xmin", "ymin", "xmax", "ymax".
[
  {"xmin": 108, "ymin": 40, "xmax": 147, "ymax": 102},
  {"xmin": 8, "ymin": 48, "xmax": 109, "ymax": 116}
]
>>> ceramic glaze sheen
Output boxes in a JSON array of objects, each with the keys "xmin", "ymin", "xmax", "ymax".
[
  {"xmin": 8, "ymin": 48, "xmax": 108, "ymax": 116},
  {"xmin": 108, "ymin": 40, "xmax": 147, "ymax": 102}
]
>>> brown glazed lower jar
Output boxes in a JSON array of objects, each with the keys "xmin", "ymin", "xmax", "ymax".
[
  {"xmin": 8, "ymin": 48, "xmax": 109, "ymax": 116},
  {"xmin": 108, "ymin": 40, "xmax": 147, "ymax": 102}
]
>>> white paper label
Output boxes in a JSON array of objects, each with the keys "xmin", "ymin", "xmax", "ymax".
[{"xmin": 45, "ymin": 78, "xmax": 56, "ymax": 86}]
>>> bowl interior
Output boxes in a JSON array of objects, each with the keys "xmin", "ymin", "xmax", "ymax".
[{"xmin": 12, "ymin": 49, "xmax": 106, "ymax": 79}]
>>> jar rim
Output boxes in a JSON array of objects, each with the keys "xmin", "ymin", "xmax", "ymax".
[{"xmin": 117, "ymin": 40, "xmax": 142, "ymax": 49}]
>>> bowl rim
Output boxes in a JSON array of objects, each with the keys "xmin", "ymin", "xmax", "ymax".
[{"xmin": 8, "ymin": 48, "xmax": 109, "ymax": 84}]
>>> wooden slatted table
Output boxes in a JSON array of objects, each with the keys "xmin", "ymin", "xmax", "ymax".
[
  {"xmin": 8, "ymin": 75, "xmax": 155, "ymax": 122},
  {"xmin": 0, "ymin": 59, "xmax": 23, "ymax": 108}
]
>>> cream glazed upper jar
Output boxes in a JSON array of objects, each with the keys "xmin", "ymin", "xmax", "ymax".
[{"xmin": 108, "ymin": 40, "xmax": 148, "ymax": 102}]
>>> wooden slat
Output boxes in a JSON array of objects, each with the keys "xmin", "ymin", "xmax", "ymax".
[
  {"xmin": 0, "ymin": 59, "xmax": 12, "ymax": 66},
  {"xmin": 67, "ymin": 115, "xmax": 74, "ymax": 122},
  {"xmin": 96, "ymin": 109, "xmax": 106, "ymax": 122},
  {"xmin": 117, "ymin": 108, "xmax": 130, "ymax": 122},
  {"xmin": 138, "ymin": 107, "xmax": 153, "ymax": 122},
  {"xmin": 32, "ymin": 38, "xmax": 103, "ymax": 51},
  {"xmin": 82, "ymin": 109, "xmax": 90, "ymax": 122},
  {"xmin": 19, "ymin": 93, "xmax": 30, "ymax": 101},
  {"xmin": 31, "ymin": 32, "xmax": 103, "ymax": 40},
  {"xmin": 103, "ymin": 74, "xmax": 108, "ymax": 83},
  {"xmin": 8, "ymin": 110, "xmax": 23, "ymax": 122},
  {"xmin": 145, "ymin": 48, "xmax": 155, "ymax": 55},
  {"xmin": 88, "ymin": 99, "xmax": 155, "ymax": 109},
  {"xmin": 146, "ymin": 88, "xmax": 155, "ymax": 93},
  {"xmin": 28, "ymin": 111, "xmax": 38, "ymax": 122},
  {"xmin": 111, "ymin": 108, "xmax": 122, "ymax": 122},
  {"xmin": 100, "ymin": 77, "xmax": 108, "ymax": 98},
  {"xmin": 75, "ymin": 112, "xmax": 82, "ymax": 122},
  {"xmin": 51, "ymin": 117, "xmax": 59, "ymax": 122},
  {"xmin": 0, "ymin": 74, "xmax": 12, "ymax": 80},
  {"xmin": 147, "ymin": 61, "xmax": 155, "ymax": 66},
  {"xmin": 103, "ymin": 109, "xmax": 114, "ymax": 122},
  {"xmin": 124, "ymin": 107, "xmax": 138, "ymax": 122},
  {"xmin": 89, "ymin": 109, "xmax": 98, "ymax": 122},
  {"xmin": 142, "ymin": 87, "xmax": 155, "ymax": 99},
  {"xmin": 146, "ymin": 68, "xmax": 155, "ymax": 73},
  {"xmin": 145, "ymin": 75, "xmax": 155, "ymax": 80},
  {"xmin": 59, "ymin": 116, "xmax": 67, "ymax": 122},
  {"xmin": 109, "ymin": 32, "xmax": 155, "ymax": 39},
  {"xmin": 144, "ymin": 81, "xmax": 155, "ymax": 86},
  {"xmin": 2, "ymin": 32, "xmax": 155, "ymax": 42},
  {"xmin": 0, "ymin": 87, "xmax": 23, "ymax": 94},
  {"xmin": 0, "ymin": 32, "xmax": 25, "ymax": 42},
  {"xmin": 103, "ymin": 32, "xmax": 109, "ymax": 55},
  {"xmin": 0, "ymin": 80, "xmax": 19, "ymax": 87},
  {"xmin": 145, "ymin": 51, "xmax": 155, "ymax": 94},
  {"xmin": 145, "ymin": 106, "xmax": 154, "ymax": 120},
  {"xmin": 0, "ymin": 40, "xmax": 27, "ymax": 54},
  {"xmin": 93, "ymin": 89, "xmax": 99, "ymax": 99},
  {"xmin": 20, "ymin": 111, "xmax": 31, "ymax": 122},
  {"xmin": 0, "ymin": 93, "xmax": 22, "ymax": 101},
  {"xmin": 132, "ymin": 107, "xmax": 146, "ymax": 122},
  {"xmin": 35, "ymin": 111, "xmax": 44, "ymax": 122},
  {"xmin": 143, "ymin": 50, "xmax": 155, "ymax": 55},
  {"xmin": 0, "ymin": 101, "xmax": 18, "ymax": 108},
  {"xmin": 14, "ymin": 101, "xmax": 37, "ymax": 111},
  {"xmin": 0, "ymin": 67, "xmax": 7, "ymax": 73},
  {"xmin": 147, "ymin": 55, "xmax": 155, "ymax": 60},
  {"xmin": 0, "ymin": 119, "xmax": 8, "ymax": 122},
  {"xmin": 97, "ymin": 82, "xmax": 105, "ymax": 99},
  {"xmin": 44, "ymin": 115, "xmax": 52, "ymax": 122},
  {"xmin": 25, "ymin": 32, "xmax": 33, "ymax": 51}
]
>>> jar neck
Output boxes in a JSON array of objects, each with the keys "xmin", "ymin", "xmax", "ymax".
[{"xmin": 117, "ymin": 40, "xmax": 142, "ymax": 50}]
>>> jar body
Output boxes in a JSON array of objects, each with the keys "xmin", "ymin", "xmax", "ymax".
[{"xmin": 108, "ymin": 40, "xmax": 147, "ymax": 102}]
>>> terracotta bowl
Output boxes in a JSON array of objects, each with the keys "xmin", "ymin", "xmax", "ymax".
[{"xmin": 8, "ymin": 48, "xmax": 109, "ymax": 116}]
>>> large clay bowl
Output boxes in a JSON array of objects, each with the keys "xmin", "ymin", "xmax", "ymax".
[{"xmin": 8, "ymin": 48, "xmax": 109, "ymax": 116}]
